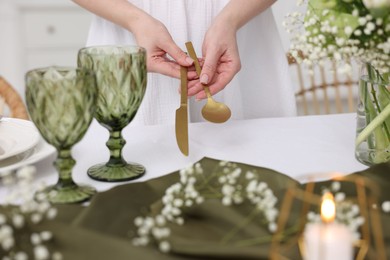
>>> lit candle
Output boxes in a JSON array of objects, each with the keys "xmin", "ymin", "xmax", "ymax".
[{"xmin": 303, "ymin": 192, "xmax": 354, "ymax": 260}]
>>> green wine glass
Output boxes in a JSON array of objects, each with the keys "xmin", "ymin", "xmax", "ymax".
[
  {"xmin": 77, "ymin": 45, "xmax": 147, "ymax": 182},
  {"xmin": 25, "ymin": 67, "xmax": 97, "ymax": 204}
]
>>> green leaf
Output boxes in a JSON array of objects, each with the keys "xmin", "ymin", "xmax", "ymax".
[
  {"xmin": 367, "ymin": 6, "xmax": 390, "ymax": 18},
  {"xmin": 308, "ymin": 0, "xmax": 337, "ymax": 9},
  {"xmin": 306, "ymin": 7, "xmax": 359, "ymax": 40}
]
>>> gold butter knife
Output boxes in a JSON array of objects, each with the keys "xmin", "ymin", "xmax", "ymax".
[{"xmin": 175, "ymin": 66, "xmax": 189, "ymax": 156}]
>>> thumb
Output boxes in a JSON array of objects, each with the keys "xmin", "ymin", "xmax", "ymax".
[
  {"xmin": 164, "ymin": 41, "xmax": 194, "ymax": 66},
  {"xmin": 200, "ymin": 52, "xmax": 219, "ymax": 85}
]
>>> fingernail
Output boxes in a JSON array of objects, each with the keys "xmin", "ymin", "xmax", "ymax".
[
  {"xmin": 185, "ymin": 57, "xmax": 194, "ymax": 65},
  {"xmin": 200, "ymin": 74, "xmax": 209, "ymax": 84}
]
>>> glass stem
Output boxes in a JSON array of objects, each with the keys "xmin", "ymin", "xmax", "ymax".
[
  {"xmin": 106, "ymin": 130, "xmax": 126, "ymax": 166},
  {"xmin": 54, "ymin": 149, "xmax": 76, "ymax": 188}
]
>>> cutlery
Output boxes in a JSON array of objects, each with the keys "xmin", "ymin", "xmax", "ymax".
[
  {"xmin": 185, "ymin": 42, "xmax": 231, "ymax": 124},
  {"xmin": 175, "ymin": 66, "xmax": 189, "ymax": 156}
]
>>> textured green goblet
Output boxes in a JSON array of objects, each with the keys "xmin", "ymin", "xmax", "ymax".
[
  {"xmin": 78, "ymin": 46, "xmax": 147, "ymax": 182},
  {"xmin": 25, "ymin": 67, "xmax": 97, "ymax": 204}
]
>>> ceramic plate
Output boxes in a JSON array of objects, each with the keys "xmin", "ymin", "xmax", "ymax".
[
  {"xmin": 0, "ymin": 118, "xmax": 56, "ymax": 174},
  {"xmin": 0, "ymin": 119, "xmax": 40, "ymax": 161}
]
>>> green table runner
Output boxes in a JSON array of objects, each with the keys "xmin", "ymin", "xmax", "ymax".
[{"xmin": 3, "ymin": 158, "xmax": 390, "ymax": 259}]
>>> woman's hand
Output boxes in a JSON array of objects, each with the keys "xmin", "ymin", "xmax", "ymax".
[
  {"xmin": 187, "ymin": 0, "xmax": 276, "ymax": 99},
  {"xmin": 131, "ymin": 13, "xmax": 196, "ymax": 79},
  {"xmin": 72, "ymin": 0, "xmax": 197, "ymax": 79},
  {"xmin": 187, "ymin": 18, "xmax": 241, "ymax": 99}
]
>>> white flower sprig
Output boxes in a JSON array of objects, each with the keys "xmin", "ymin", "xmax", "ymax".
[
  {"xmin": 284, "ymin": 0, "xmax": 390, "ymax": 75},
  {"xmin": 132, "ymin": 161, "xmax": 279, "ymax": 253},
  {"xmin": 0, "ymin": 166, "xmax": 62, "ymax": 260}
]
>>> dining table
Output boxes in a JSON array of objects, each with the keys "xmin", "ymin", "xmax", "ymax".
[
  {"xmin": 4, "ymin": 112, "xmax": 390, "ymax": 260},
  {"xmin": 0, "ymin": 112, "xmax": 368, "ymax": 201}
]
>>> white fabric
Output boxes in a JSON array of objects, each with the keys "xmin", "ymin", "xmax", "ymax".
[{"xmin": 86, "ymin": 0, "xmax": 297, "ymax": 126}]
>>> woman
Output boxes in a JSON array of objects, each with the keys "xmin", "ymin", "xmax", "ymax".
[{"xmin": 72, "ymin": 0, "xmax": 297, "ymax": 125}]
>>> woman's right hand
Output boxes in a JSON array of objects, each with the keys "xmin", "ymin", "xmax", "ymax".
[{"xmin": 130, "ymin": 13, "xmax": 195, "ymax": 79}]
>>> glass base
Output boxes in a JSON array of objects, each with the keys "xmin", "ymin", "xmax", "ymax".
[
  {"xmin": 39, "ymin": 184, "xmax": 96, "ymax": 204},
  {"xmin": 355, "ymin": 148, "xmax": 390, "ymax": 166},
  {"xmin": 87, "ymin": 162, "xmax": 145, "ymax": 182}
]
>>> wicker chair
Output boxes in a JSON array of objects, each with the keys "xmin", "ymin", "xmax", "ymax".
[
  {"xmin": 287, "ymin": 52, "xmax": 359, "ymax": 115},
  {"xmin": 0, "ymin": 76, "xmax": 29, "ymax": 120}
]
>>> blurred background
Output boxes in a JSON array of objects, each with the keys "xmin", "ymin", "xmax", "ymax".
[{"xmin": 0, "ymin": 0, "xmax": 295, "ymax": 97}]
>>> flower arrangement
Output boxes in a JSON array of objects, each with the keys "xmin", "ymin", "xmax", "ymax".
[
  {"xmin": 0, "ymin": 166, "xmax": 61, "ymax": 260},
  {"xmin": 285, "ymin": 0, "xmax": 390, "ymax": 165},
  {"xmin": 285, "ymin": 0, "xmax": 390, "ymax": 74},
  {"xmin": 132, "ymin": 161, "xmax": 280, "ymax": 253}
]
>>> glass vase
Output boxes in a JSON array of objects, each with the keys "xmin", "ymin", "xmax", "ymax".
[{"xmin": 355, "ymin": 63, "xmax": 390, "ymax": 166}]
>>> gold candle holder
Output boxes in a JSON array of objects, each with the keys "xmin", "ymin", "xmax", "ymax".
[{"xmin": 269, "ymin": 173, "xmax": 386, "ymax": 260}]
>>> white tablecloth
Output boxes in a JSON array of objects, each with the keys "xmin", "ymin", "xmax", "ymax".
[{"xmin": 0, "ymin": 113, "xmax": 368, "ymax": 201}]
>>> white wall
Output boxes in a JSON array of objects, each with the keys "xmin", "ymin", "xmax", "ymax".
[{"xmin": 0, "ymin": 0, "xmax": 92, "ymax": 96}]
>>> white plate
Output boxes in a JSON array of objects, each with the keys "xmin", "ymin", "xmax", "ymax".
[
  {"xmin": 0, "ymin": 119, "xmax": 56, "ymax": 175},
  {"xmin": 0, "ymin": 119, "xmax": 40, "ymax": 161}
]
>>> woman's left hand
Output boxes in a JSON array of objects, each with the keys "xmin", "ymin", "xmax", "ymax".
[{"xmin": 187, "ymin": 18, "xmax": 241, "ymax": 99}]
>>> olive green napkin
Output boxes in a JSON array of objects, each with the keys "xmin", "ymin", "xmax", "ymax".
[
  {"xmin": 3, "ymin": 157, "xmax": 390, "ymax": 259},
  {"xmin": 68, "ymin": 158, "xmax": 300, "ymax": 259}
]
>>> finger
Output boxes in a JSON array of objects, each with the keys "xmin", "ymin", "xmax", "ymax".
[
  {"xmin": 200, "ymin": 51, "xmax": 220, "ymax": 85},
  {"xmin": 187, "ymin": 71, "xmax": 199, "ymax": 80},
  {"xmin": 187, "ymin": 81, "xmax": 204, "ymax": 97},
  {"xmin": 195, "ymin": 73, "xmax": 232, "ymax": 100},
  {"xmin": 186, "ymin": 65, "xmax": 197, "ymax": 72},
  {"xmin": 150, "ymin": 56, "xmax": 181, "ymax": 78},
  {"xmin": 164, "ymin": 41, "xmax": 194, "ymax": 67}
]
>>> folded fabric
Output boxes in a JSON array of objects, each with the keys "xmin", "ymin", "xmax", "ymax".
[{"xmin": 2, "ymin": 158, "xmax": 390, "ymax": 259}]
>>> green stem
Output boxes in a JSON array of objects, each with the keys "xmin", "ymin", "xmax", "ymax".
[
  {"xmin": 201, "ymin": 194, "xmax": 223, "ymax": 199},
  {"xmin": 368, "ymin": 66, "xmax": 390, "ymax": 141},
  {"xmin": 369, "ymin": 86, "xmax": 390, "ymax": 141},
  {"xmin": 356, "ymin": 103, "xmax": 390, "ymax": 146},
  {"xmin": 234, "ymin": 224, "xmax": 301, "ymax": 247},
  {"xmin": 221, "ymin": 208, "xmax": 260, "ymax": 245},
  {"xmin": 198, "ymin": 165, "xmax": 220, "ymax": 188},
  {"xmin": 357, "ymin": 64, "xmax": 390, "ymax": 149}
]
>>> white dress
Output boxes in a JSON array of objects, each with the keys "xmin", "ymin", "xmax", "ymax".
[{"xmin": 86, "ymin": 0, "xmax": 297, "ymax": 126}]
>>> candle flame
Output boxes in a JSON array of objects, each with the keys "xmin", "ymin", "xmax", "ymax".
[{"xmin": 321, "ymin": 192, "xmax": 335, "ymax": 223}]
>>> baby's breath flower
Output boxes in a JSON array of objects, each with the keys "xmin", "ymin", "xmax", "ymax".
[
  {"xmin": 0, "ymin": 166, "xmax": 60, "ymax": 259},
  {"xmin": 31, "ymin": 213, "xmax": 43, "ymax": 224},
  {"xmin": 52, "ymin": 252, "xmax": 63, "ymax": 260},
  {"xmin": 334, "ymin": 191, "xmax": 345, "ymax": 201},
  {"xmin": 159, "ymin": 241, "xmax": 171, "ymax": 253},
  {"xmin": 40, "ymin": 231, "xmax": 53, "ymax": 241},
  {"xmin": 2, "ymin": 237, "xmax": 15, "ymax": 251},
  {"xmin": 12, "ymin": 214, "xmax": 24, "ymax": 229},
  {"xmin": 31, "ymin": 233, "xmax": 42, "ymax": 245},
  {"xmin": 34, "ymin": 245, "xmax": 50, "ymax": 260},
  {"xmin": 14, "ymin": 252, "xmax": 28, "ymax": 260},
  {"xmin": 132, "ymin": 162, "xmax": 280, "ymax": 252},
  {"xmin": 382, "ymin": 201, "xmax": 390, "ymax": 212},
  {"xmin": 268, "ymin": 222, "xmax": 278, "ymax": 233}
]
